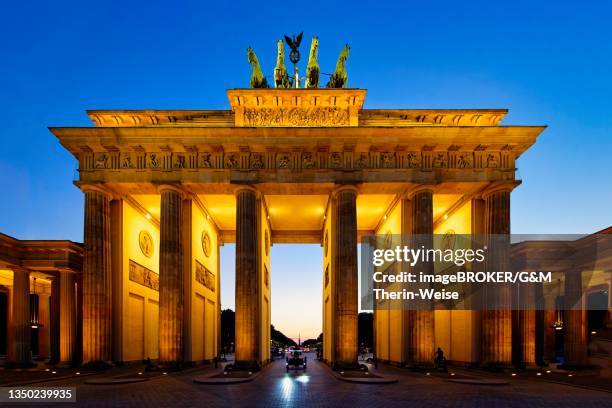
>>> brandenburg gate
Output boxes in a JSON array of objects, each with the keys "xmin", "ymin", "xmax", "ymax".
[{"xmin": 49, "ymin": 86, "xmax": 543, "ymax": 369}]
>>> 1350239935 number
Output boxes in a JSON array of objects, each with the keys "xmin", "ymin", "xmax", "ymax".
[{"xmin": 1, "ymin": 387, "xmax": 76, "ymax": 402}]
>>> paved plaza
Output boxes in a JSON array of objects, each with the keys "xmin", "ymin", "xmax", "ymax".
[{"xmin": 2, "ymin": 353, "xmax": 610, "ymax": 407}]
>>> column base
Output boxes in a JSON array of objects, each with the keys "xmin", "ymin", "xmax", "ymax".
[
  {"xmin": 331, "ymin": 361, "xmax": 362, "ymax": 372},
  {"xmin": 514, "ymin": 361, "xmax": 540, "ymax": 370},
  {"xmin": 479, "ymin": 361, "xmax": 515, "ymax": 371},
  {"xmin": 156, "ymin": 361, "xmax": 188, "ymax": 372},
  {"xmin": 232, "ymin": 360, "xmax": 261, "ymax": 372},
  {"xmin": 557, "ymin": 363, "xmax": 599, "ymax": 371},
  {"xmin": 56, "ymin": 361, "xmax": 78, "ymax": 368},
  {"xmin": 5, "ymin": 360, "xmax": 36, "ymax": 369},
  {"xmin": 81, "ymin": 360, "xmax": 114, "ymax": 371},
  {"xmin": 407, "ymin": 362, "xmax": 436, "ymax": 371}
]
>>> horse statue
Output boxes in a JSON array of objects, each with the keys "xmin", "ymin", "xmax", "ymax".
[
  {"xmin": 326, "ymin": 44, "xmax": 350, "ymax": 88},
  {"xmin": 305, "ymin": 37, "xmax": 319, "ymax": 88},
  {"xmin": 274, "ymin": 40, "xmax": 291, "ymax": 88},
  {"xmin": 247, "ymin": 47, "xmax": 269, "ymax": 88}
]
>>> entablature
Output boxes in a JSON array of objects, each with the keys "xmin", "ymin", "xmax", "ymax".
[{"xmin": 50, "ymin": 125, "xmax": 543, "ymax": 185}]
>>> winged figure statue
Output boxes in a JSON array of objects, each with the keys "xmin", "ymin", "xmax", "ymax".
[{"xmin": 284, "ymin": 32, "xmax": 303, "ymax": 64}]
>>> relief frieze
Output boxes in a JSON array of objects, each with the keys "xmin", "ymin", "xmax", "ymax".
[
  {"xmin": 243, "ymin": 107, "xmax": 350, "ymax": 127},
  {"xmin": 195, "ymin": 261, "xmax": 215, "ymax": 292},
  {"xmin": 129, "ymin": 260, "xmax": 159, "ymax": 291},
  {"xmin": 82, "ymin": 150, "xmax": 514, "ymax": 171}
]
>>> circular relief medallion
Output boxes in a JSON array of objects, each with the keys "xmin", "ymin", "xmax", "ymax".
[
  {"xmin": 264, "ymin": 230, "xmax": 270, "ymax": 256},
  {"xmin": 324, "ymin": 230, "xmax": 329, "ymax": 257},
  {"xmin": 138, "ymin": 230, "xmax": 154, "ymax": 258},
  {"xmin": 201, "ymin": 231, "xmax": 211, "ymax": 258}
]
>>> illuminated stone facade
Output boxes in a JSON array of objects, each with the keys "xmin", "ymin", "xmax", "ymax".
[
  {"xmin": 49, "ymin": 87, "xmax": 548, "ymax": 368},
  {"xmin": 0, "ymin": 88, "xmax": 605, "ymax": 372},
  {"xmin": 0, "ymin": 89, "xmax": 609, "ymax": 367}
]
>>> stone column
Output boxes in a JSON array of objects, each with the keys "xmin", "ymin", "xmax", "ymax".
[
  {"xmin": 332, "ymin": 186, "xmax": 358, "ymax": 368},
  {"xmin": 404, "ymin": 188, "xmax": 435, "ymax": 366},
  {"xmin": 82, "ymin": 185, "xmax": 112, "ymax": 365},
  {"xmin": 563, "ymin": 270, "xmax": 587, "ymax": 367},
  {"xmin": 518, "ymin": 309, "xmax": 536, "ymax": 366},
  {"xmin": 158, "ymin": 185, "xmax": 184, "ymax": 366},
  {"xmin": 37, "ymin": 290, "xmax": 50, "ymax": 361},
  {"xmin": 234, "ymin": 187, "xmax": 260, "ymax": 368},
  {"xmin": 543, "ymin": 307, "xmax": 557, "ymax": 364},
  {"xmin": 481, "ymin": 187, "xmax": 513, "ymax": 366},
  {"xmin": 534, "ymin": 282, "xmax": 546, "ymax": 366},
  {"xmin": 49, "ymin": 275, "xmax": 60, "ymax": 364},
  {"xmin": 59, "ymin": 271, "xmax": 77, "ymax": 365},
  {"xmin": 75, "ymin": 273, "xmax": 83, "ymax": 364},
  {"xmin": 470, "ymin": 198, "xmax": 485, "ymax": 363},
  {"xmin": 181, "ymin": 199, "xmax": 193, "ymax": 363},
  {"xmin": 9, "ymin": 267, "xmax": 34, "ymax": 367}
]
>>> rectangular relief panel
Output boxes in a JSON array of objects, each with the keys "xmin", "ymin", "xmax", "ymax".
[{"xmin": 129, "ymin": 260, "xmax": 159, "ymax": 291}]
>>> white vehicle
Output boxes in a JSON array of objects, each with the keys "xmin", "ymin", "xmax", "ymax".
[{"xmin": 286, "ymin": 349, "xmax": 307, "ymax": 372}]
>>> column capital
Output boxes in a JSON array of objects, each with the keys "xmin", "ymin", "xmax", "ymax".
[
  {"xmin": 332, "ymin": 184, "xmax": 358, "ymax": 197},
  {"xmin": 234, "ymin": 184, "xmax": 261, "ymax": 198},
  {"xmin": 157, "ymin": 183, "xmax": 187, "ymax": 197},
  {"xmin": 77, "ymin": 182, "xmax": 113, "ymax": 198},
  {"xmin": 480, "ymin": 181, "xmax": 520, "ymax": 199},
  {"xmin": 405, "ymin": 185, "xmax": 434, "ymax": 199},
  {"xmin": 9, "ymin": 265, "xmax": 30, "ymax": 275}
]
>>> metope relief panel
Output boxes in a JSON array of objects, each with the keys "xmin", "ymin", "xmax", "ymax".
[
  {"xmin": 120, "ymin": 152, "xmax": 136, "ymax": 169},
  {"xmin": 328, "ymin": 152, "xmax": 344, "ymax": 169},
  {"xmin": 449, "ymin": 152, "xmax": 474, "ymax": 168},
  {"xmin": 379, "ymin": 152, "xmax": 396, "ymax": 169},
  {"xmin": 484, "ymin": 152, "xmax": 500, "ymax": 168},
  {"xmin": 172, "ymin": 153, "xmax": 187, "ymax": 169},
  {"xmin": 250, "ymin": 152, "xmax": 265, "ymax": 169},
  {"xmin": 353, "ymin": 152, "xmax": 370, "ymax": 169},
  {"xmin": 94, "ymin": 152, "xmax": 116, "ymax": 169},
  {"xmin": 198, "ymin": 152, "xmax": 223, "ymax": 169},
  {"xmin": 301, "ymin": 152, "xmax": 317, "ymax": 169},
  {"xmin": 276, "ymin": 152, "xmax": 294, "ymax": 169},
  {"xmin": 431, "ymin": 152, "xmax": 448, "ymax": 168},
  {"xmin": 224, "ymin": 153, "xmax": 240, "ymax": 169},
  {"xmin": 147, "ymin": 153, "xmax": 162, "ymax": 169},
  {"xmin": 403, "ymin": 152, "xmax": 421, "ymax": 169}
]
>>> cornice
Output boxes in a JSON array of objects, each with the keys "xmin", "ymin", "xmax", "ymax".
[{"xmin": 84, "ymin": 107, "xmax": 509, "ymax": 128}]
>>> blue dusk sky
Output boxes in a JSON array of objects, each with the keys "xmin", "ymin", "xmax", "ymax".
[{"xmin": 1, "ymin": 1, "xmax": 610, "ymax": 340}]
